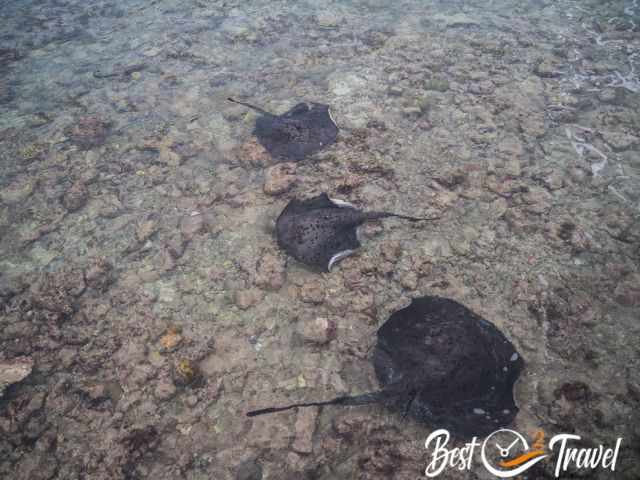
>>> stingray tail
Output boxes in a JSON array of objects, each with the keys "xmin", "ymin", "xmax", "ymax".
[
  {"xmin": 227, "ymin": 97, "xmax": 274, "ymax": 117},
  {"xmin": 246, "ymin": 391, "xmax": 383, "ymax": 417},
  {"xmin": 365, "ymin": 211, "xmax": 440, "ymax": 222}
]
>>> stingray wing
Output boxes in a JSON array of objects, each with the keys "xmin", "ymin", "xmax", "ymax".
[
  {"xmin": 277, "ymin": 193, "xmax": 351, "ymax": 219},
  {"xmin": 282, "ymin": 102, "xmax": 311, "ymax": 117}
]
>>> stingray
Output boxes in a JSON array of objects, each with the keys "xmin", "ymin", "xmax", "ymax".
[
  {"xmin": 247, "ymin": 296, "xmax": 524, "ymax": 439},
  {"xmin": 228, "ymin": 97, "xmax": 338, "ymax": 161},
  {"xmin": 276, "ymin": 192, "xmax": 436, "ymax": 271}
]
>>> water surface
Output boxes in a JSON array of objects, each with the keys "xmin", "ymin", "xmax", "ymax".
[{"xmin": 1, "ymin": 1, "xmax": 639, "ymax": 479}]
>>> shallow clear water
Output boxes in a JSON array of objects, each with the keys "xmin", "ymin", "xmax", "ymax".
[{"xmin": 1, "ymin": 0, "xmax": 639, "ymax": 479}]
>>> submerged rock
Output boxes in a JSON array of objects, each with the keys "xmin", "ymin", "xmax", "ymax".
[
  {"xmin": 154, "ymin": 375, "xmax": 176, "ymax": 401},
  {"xmin": 299, "ymin": 281, "xmax": 325, "ymax": 304},
  {"xmin": 179, "ymin": 213, "xmax": 205, "ymax": 240},
  {"xmin": 292, "ymin": 406, "xmax": 318, "ymax": 454},
  {"xmin": 0, "ymin": 356, "xmax": 33, "ymax": 398},
  {"xmin": 159, "ymin": 326, "xmax": 183, "ymax": 353},
  {"xmin": 234, "ymin": 288, "xmax": 264, "ymax": 310},
  {"xmin": 534, "ymin": 56, "xmax": 561, "ymax": 77},
  {"xmin": 174, "ymin": 358, "xmax": 201, "ymax": 387},
  {"xmin": 66, "ymin": 116, "xmax": 110, "ymax": 149},
  {"xmin": 62, "ymin": 181, "xmax": 89, "ymax": 212},
  {"xmin": 85, "ymin": 256, "xmax": 113, "ymax": 290},
  {"xmin": 30, "ymin": 271, "xmax": 84, "ymax": 317},
  {"xmin": 0, "ymin": 81, "xmax": 13, "ymax": 103},
  {"xmin": 263, "ymin": 163, "xmax": 297, "ymax": 196},
  {"xmin": 254, "ymin": 251, "xmax": 286, "ymax": 291},
  {"xmin": 235, "ymin": 138, "xmax": 273, "ymax": 167},
  {"xmin": 297, "ymin": 316, "xmax": 336, "ymax": 345},
  {"xmin": 136, "ymin": 217, "xmax": 159, "ymax": 243},
  {"xmin": 0, "ymin": 175, "xmax": 35, "ymax": 204},
  {"xmin": 601, "ymin": 130, "xmax": 638, "ymax": 152},
  {"xmin": 236, "ymin": 459, "xmax": 263, "ymax": 480},
  {"xmin": 0, "ymin": 47, "xmax": 22, "ymax": 67},
  {"xmin": 614, "ymin": 274, "xmax": 640, "ymax": 306}
]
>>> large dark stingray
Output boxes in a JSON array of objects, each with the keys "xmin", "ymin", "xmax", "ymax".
[
  {"xmin": 276, "ymin": 193, "xmax": 435, "ymax": 271},
  {"xmin": 228, "ymin": 97, "xmax": 338, "ymax": 161},
  {"xmin": 247, "ymin": 296, "xmax": 524, "ymax": 438}
]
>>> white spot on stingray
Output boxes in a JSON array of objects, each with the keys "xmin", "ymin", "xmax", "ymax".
[
  {"xmin": 473, "ymin": 408, "xmax": 485, "ymax": 415},
  {"xmin": 328, "ymin": 108, "xmax": 338, "ymax": 128},
  {"xmin": 328, "ymin": 249, "xmax": 355, "ymax": 270},
  {"xmin": 329, "ymin": 197, "xmax": 356, "ymax": 208},
  {"xmin": 503, "ymin": 409, "xmax": 511, "ymax": 415},
  {"xmin": 510, "ymin": 353, "xmax": 519, "ymax": 362}
]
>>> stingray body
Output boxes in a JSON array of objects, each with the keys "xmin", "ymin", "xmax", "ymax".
[
  {"xmin": 247, "ymin": 296, "xmax": 524, "ymax": 439},
  {"xmin": 276, "ymin": 193, "xmax": 428, "ymax": 271},
  {"xmin": 228, "ymin": 97, "xmax": 338, "ymax": 161}
]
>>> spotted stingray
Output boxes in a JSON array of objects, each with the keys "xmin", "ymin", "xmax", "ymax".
[
  {"xmin": 228, "ymin": 97, "xmax": 339, "ymax": 161},
  {"xmin": 276, "ymin": 193, "xmax": 434, "ymax": 271},
  {"xmin": 247, "ymin": 296, "xmax": 524, "ymax": 439}
]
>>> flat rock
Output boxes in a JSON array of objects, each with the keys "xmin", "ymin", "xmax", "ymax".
[
  {"xmin": 534, "ymin": 57, "xmax": 562, "ymax": 78},
  {"xmin": 254, "ymin": 252, "xmax": 286, "ymax": 291},
  {"xmin": 614, "ymin": 274, "xmax": 640, "ymax": 306},
  {"xmin": 67, "ymin": 116, "xmax": 110, "ymax": 149},
  {"xmin": 236, "ymin": 138, "xmax": 272, "ymax": 167},
  {"xmin": 522, "ymin": 187, "xmax": 552, "ymax": 214},
  {"xmin": 421, "ymin": 237, "xmax": 453, "ymax": 258},
  {"xmin": 541, "ymin": 170, "xmax": 565, "ymax": 190},
  {"xmin": 329, "ymin": 72, "xmax": 368, "ymax": 97},
  {"xmin": 299, "ymin": 281, "xmax": 325, "ymax": 304},
  {"xmin": 292, "ymin": 406, "xmax": 318, "ymax": 454},
  {"xmin": 432, "ymin": 12, "xmax": 479, "ymax": 28},
  {"xmin": 298, "ymin": 317, "xmax": 335, "ymax": 345},
  {"xmin": 263, "ymin": 163, "xmax": 297, "ymax": 196},
  {"xmin": 236, "ymin": 459, "xmax": 263, "ymax": 480},
  {"xmin": 154, "ymin": 376, "xmax": 177, "ymax": 400},
  {"xmin": 62, "ymin": 181, "xmax": 89, "ymax": 212},
  {"xmin": 179, "ymin": 213, "xmax": 205, "ymax": 240},
  {"xmin": 468, "ymin": 80, "xmax": 495, "ymax": 95},
  {"xmin": 234, "ymin": 288, "xmax": 264, "ymax": 310},
  {"xmin": 0, "ymin": 175, "xmax": 35, "ymax": 204},
  {"xmin": 317, "ymin": 12, "xmax": 339, "ymax": 27},
  {"xmin": 136, "ymin": 218, "xmax": 158, "ymax": 243},
  {"xmin": 601, "ymin": 130, "xmax": 638, "ymax": 152},
  {"xmin": 496, "ymin": 135, "xmax": 525, "ymax": 159},
  {"xmin": 0, "ymin": 356, "xmax": 34, "ymax": 398}
]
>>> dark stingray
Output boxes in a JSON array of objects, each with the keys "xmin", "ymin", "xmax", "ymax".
[
  {"xmin": 228, "ymin": 97, "xmax": 338, "ymax": 161},
  {"xmin": 247, "ymin": 296, "xmax": 524, "ymax": 439},
  {"xmin": 276, "ymin": 193, "xmax": 436, "ymax": 271}
]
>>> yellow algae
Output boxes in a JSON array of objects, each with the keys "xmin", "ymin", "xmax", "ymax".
[{"xmin": 175, "ymin": 358, "xmax": 199, "ymax": 386}]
